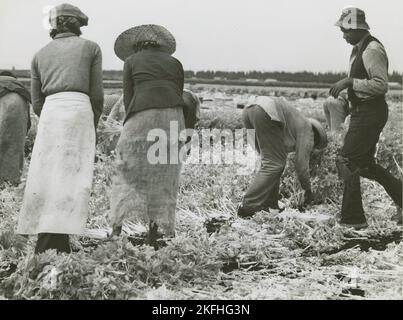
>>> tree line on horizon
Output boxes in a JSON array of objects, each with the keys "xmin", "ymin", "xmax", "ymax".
[
  {"xmin": 183, "ymin": 70, "xmax": 403, "ymax": 84},
  {"xmin": 5, "ymin": 68, "xmax": 402, "ymax": 84}
]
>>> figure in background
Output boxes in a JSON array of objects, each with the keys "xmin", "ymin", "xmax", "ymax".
[{"xmin": 323, "ymin": 93, "xmax": 349, "ymax": 132}]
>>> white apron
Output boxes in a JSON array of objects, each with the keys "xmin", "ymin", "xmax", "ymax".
[{"xmin": 17, "ymin": 92, "xmax": 95, "ymax": 235}]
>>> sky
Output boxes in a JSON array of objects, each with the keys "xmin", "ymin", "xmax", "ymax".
[{"xmin": 0, "ymin": 0, "xmax": 402, "ymax": 72}]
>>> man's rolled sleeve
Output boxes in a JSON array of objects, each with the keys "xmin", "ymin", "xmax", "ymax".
[
  {"xmin": 89, "ymin": 44, "xmax": 104, "ymax": 128},
  {"xmin": 30, "ymin": 56, "xmax": 45, "ymax": 117},
  {"xmin": 352, "ymin": 44, "xmax": 388, "ymax": 98}
]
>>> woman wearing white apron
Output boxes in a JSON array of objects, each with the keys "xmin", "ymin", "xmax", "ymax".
[{"xmin": 17, "ymin": 3, "xmax": 104, "ymax": 253}]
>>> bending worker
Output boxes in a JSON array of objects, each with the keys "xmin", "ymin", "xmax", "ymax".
[{"xmin": 238, "ymin": 96, "xmax": 327, "ymax": 218}]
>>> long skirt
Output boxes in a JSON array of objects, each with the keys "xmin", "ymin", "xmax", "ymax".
[
  {"xmin": 0, "ymin": 93, "xmax": 29, "ymax": 184},
  {"xmin": 17, "ymin": 92, "xmax": 95, "ymax": 235},
  {"xmin": 110, "ymin": 107, "xmax": 185, "ymax": 236}
]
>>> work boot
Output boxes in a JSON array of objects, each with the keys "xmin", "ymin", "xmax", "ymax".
[
  {"xmin": 35, "ymin": 233, "xmax": 71, "ymax": 254},
  {"xmin": 146, "ymin": 221, "xmax": 166, "ymax": 250},
  {"xmin": 111, "ymin": 225, "xmax": 122, "ymax": 237},
  {"xmin": 237, "ymin": 205, "xmax": 260, "ymax": 219},
  {"xmin": 262, "ymin": 204, "xmax": 285, "ymax": 214}
]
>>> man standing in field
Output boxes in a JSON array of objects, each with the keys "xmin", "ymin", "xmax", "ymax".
[
  {"xmin": 329, "ymin": 7, "xmax": 402, "ymax": 228},
  {"xmin": 238, "ymin": 96, "xmax": 327, "ymax": 218}
]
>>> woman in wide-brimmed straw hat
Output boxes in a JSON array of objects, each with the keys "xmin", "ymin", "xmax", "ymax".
[
  {"xmin": 17, "ymin": 3, "xmax": 104, "ymax": 253},
  {"xmin": 110, "ymin": 24, "xmax": 186, "ymax": 248}
]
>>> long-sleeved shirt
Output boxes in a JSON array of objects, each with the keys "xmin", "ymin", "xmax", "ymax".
[
  {"xmin": 31, "ymin": 32, "xmax": 104, "ymax": 127},
  {"xmin": 349, "ymin": 33, "xmax": 389, "ymax": 100},
  {"xmin": 246, "ymin": 96, "xmax": 315, "ymax": 191},
  {"xmin": 123, "ymin": 48, "xmax": 185, "ymax": 123}
]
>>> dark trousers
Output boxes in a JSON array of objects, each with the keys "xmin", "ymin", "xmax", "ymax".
[
  {"xmin": 35, "ymin": 233, "xmax": 71, "ymax": 254},
  {"xmin": 338, "ymin": 99, "xmax": 402, "ymax": 224},
  {"xmin": 242, "ymin": 105, "xmax": 287, "ymax": 209}
]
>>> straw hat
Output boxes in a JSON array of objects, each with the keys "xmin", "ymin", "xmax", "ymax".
[
  {"xmin": 114, "ymin": 24, "xmax": 176, "ymax": 61},
  {"xmin": 308, "ymin": 118, "xmax": 328, "ymax": 150},
  {"xmin": 334, "ymin": 6, "xmax": 370, "ymax": 30}
]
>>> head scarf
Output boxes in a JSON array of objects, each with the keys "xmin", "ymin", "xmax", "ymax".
[{"xmin": 49, "ymin": 3, "xmax": 88, "ymax": 28}]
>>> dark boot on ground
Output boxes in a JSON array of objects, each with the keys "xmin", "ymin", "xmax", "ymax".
[
  {"xmin": 146, "ymin": 221, "xmax": 166, "ymax": 249},
  {"xmin": 35, "ymin": 233, "xmax": 71, "ymax": 254},
  {"xmin": 237, "ymin": 205, "xmax": 259, "ymax": 219},
  {"xmin": 111, "ymin": 225, "xmax": 122, "ymax": 237}
]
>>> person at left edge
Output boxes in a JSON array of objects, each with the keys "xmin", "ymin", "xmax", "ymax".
[
  {"xmin": 0, "ymin": 71, "xmax": 31, "ymax": 185},
  {"xmin": 17, "ymin": 3, "xmax": 104, "ymax": 253}
]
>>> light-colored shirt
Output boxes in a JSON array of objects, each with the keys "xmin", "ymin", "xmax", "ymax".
[
  {"xmin": 349, "ymin": 33, "xmax": 389, "ymax": 100},
  {"xmin": 31, "ymin": 32, "xmax": 104, "ymax": 126}
]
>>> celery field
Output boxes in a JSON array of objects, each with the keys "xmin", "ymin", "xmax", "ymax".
[{"xmin": 1, "ymin": 85, "xmax": 402, "ymax": 300}]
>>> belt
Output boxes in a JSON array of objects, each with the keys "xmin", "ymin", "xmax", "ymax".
[{"xmin": 350, "ymin": 96, "xmax": 386, "ymax": 113}]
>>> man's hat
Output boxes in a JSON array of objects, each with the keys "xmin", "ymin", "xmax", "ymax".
[
  {"xmin": 114, "ymin": 24, "xmax": 176, "ymax": 61},
  {"xmin": 49, "ymin": 3, "xmax": 89, "ymax": 28},
  {"xmin": 308, "ymin": 118, "xmax": 328, "ymax": 150},
  {"xmin": 335, "ymin": 6, "xmax": 370, "ymax": 30}
]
